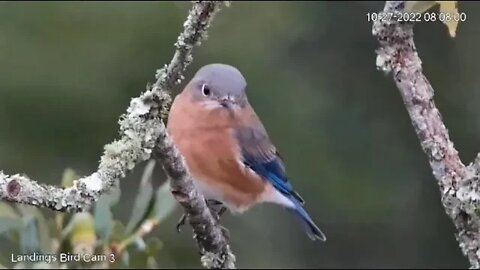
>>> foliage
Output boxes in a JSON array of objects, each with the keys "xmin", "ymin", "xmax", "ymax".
[
  {"xmin": 0, "ymin": 160, "xmax": 177, "ymax": 269},
  {"xmin": 404, "ymin": 1, "xmax": 460, "ymax": 37}
]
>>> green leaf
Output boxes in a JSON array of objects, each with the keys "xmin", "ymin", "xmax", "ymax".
[
  {"xmin": 5, "ymin": 229, "xmax": 20, "ymax": 247},
  {"xmin": 146, "ymin": 257, "xmax": 159, "ymax": 269},
  {"xmin": 0, "ymin": 254, "xmax": 10, "ymax": 269},
  {"xmin": 148, "ymin": 181, "xmax": 177, "ymax": 223},
  {"xmin": 129, "ymin": 249, "xmax": 150, "ymax": 269},
  {"xmin": 34, "ymin": 215, "xmax": 52, "ymax": 254},
  {"xmin": 438, "ymin": 1, "xmax": 460, "ymax": 37},
  {"xmin": 125, "ymin": 160, "xmax": 156, "ymax": 235},
  {"xmin": 12, "ymin": 262, "xmax": 26, "ymax": 269},
  {"xmin": 94, "ymin": 194, "xmax": 114, "ymax": 245},
  {"xmin": 0, "ymin": 203, "xmax": 21, "ymax": 238},
  {"xmin": 17, "ymin": 206, "xmax": 52, "ymax": 253},
  {"xmin": 404, "ymin": 1, "xmax": 460, "ymax": 38},
  {"xmin": 107, "ymin": 181, "xmax": 122, "ymax": 207},
  {"xmin": 18, "ymin": 205, "xmax": 52, "ymax": 253},
  {"xmin": 128, "ymin": 238, "xmax": 162, "ymax": 269},
  {"xmin": 31, "ymin": 262, "xmax": 55, "ymax": 269},
  {"xmin": 65, "ymin": 212, "xmax": 96, "ymax": 256},
  {"xmin": 404, "ymin": 1, "xmax": 437, "ymax": 13},
  {"xmin": 20, "ymin": 216, "xmax": 40, "ymax": 254},
  {"xmin": 146, "ymin": 237, "xmax": 163, "ymax": 257},
  {"xmin": 134, "ymin": 237, "xmax": 147, "ymax": 251},
  {"xmin": 61, "ymin": 168, "xmax": 79, "ymax": 188},
  {"xmin": 0, "ymin": 217, "xmax": 22, "ymax": 235},
  {"xmin": 121, "ymin": 251, "xmax": 130, "ymax": 267},
  {"xmin": 0, "ymin": 203, "xmax": 19, "ymax": 219},
  {"xmin": 110, "ymin": 220, "xmax": 127, "ymax": 243}
]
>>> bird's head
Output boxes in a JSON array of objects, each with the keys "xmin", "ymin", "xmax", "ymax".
[{"xmin": 186, "ymin": 63, "xmax": 248, "ymax": 111}]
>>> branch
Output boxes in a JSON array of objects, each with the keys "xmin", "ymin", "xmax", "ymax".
[
  {"xmin": 0, "ymin": 172, "xmax": 100, "ymax": 211},
  {"xmin": 373, "ymin": 1, "xmax": 480, "ymax": 268},
  {"xmin": 155, "ymin": 131, "xmax": 236, "ymax": 269},
  {"xmin": 1, "ymin": 1, "xmax": 235, "ymax": 268},
  {"xmin": 152, "ymin": 2, "xmax": 236, "ymax": 269}
]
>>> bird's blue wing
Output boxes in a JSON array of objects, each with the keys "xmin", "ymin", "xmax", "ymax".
[
  {"xmin": 234, "ymin": 126, "xmax": 304, "ymax": 204},
  {"xmin": 235, "ymin": 125, "xmax": 326, "ymax": 241}
]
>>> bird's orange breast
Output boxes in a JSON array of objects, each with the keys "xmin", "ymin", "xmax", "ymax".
[{"xmin": 167, "ymin": 91, "xmax": 267, "ymax": 211}]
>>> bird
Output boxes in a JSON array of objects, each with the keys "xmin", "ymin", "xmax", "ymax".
[{"xmin": 166, "ymin": 63, "xmax": 326, "ymax": 241}]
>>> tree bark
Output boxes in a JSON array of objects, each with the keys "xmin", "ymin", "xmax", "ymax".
[
  {"xmin": 373, "ymin": 1, "xmax": 480, "ymax": 268},
  {"xmin": 0, "ymin": 1, "xmax": 234, "ymax": 268}
]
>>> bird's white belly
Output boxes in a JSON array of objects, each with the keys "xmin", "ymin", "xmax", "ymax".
[
  {"xmin": 190, "ymin": 174, "xmax": 251, "ymax": 214},
  {"xmin": 191, "ymin": 176, "xmax": 224, "ymax": 202}
]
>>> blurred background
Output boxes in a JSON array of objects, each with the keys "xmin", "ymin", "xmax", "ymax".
[{"xmin": 0, "ymin": 1, "xmax": 478, "ymax": 268}]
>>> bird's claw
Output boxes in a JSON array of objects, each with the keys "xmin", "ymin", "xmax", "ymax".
[
  {"xmin": 218, "ymin": 206, "xmax": 227, "ymax": 217},
  {"xmin": 220, "ymin": 225, "xmax": 230, "ymax": 242},
  {"xmin": 206, "ymin": 200, "xmax": 226, "ymax": 223},
  {"xmin": 211, "ymin": 206, "xmax": 227, "ymax": 223},
  {"xmin": 176, "ymin": 200, "xmax": 227, "ymax": 232},
  {"xmin": 176, "ymin": 213, "xmax": 187, "ymax": 232}
]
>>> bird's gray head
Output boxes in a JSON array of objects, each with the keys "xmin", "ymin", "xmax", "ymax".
[{"xmin": 187, "ymin": 63, "xmax": 248, "ymax": 110}]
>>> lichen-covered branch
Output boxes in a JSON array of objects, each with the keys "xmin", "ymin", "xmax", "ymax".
[
  {"xmin": 0, "ymin": 84, "xmax": 166, "ymax": 211},
  {"xmin": 151, "ymin": 2, "xmax": 236, "ymax": 269},
  {"xmin": 0, "ymin": 172, "xmax": 100, "ymax": 211},
  {"xmin": 373, "ymin": 1, "xmax": 480, "ymax": 268},
  {"xmin": 155, "ymin": 131, "xmax": 235, "ymax": 269},
  {"xmin": 1, "ymin": 1, "xmax": 234, "ymax": 268}
]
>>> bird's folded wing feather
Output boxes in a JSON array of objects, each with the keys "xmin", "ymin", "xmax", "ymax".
[{"xmin": 234, "ymin": 126, "xmax": 305, "ymax": 205}]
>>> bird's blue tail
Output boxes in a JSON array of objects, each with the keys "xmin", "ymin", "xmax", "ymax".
[{"xmin": 288, "ymin": 198, "xmax": 326, "ymax": 241}]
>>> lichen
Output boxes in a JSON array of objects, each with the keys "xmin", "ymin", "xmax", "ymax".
[
  {"xmin": 373, "ymin": 1, "xmax": 480, "ymax": 268},
  {"xmin": 82, "ymin": 173, "xmax": 103, "ymax": 192},
  {"xmin": 127, "ymin": 97, "xmax": 152, "ymax": 117},
  {"xmin": 200, "ymin": 249, "xmax": 236, "ymax": 269},
  {"xmin": 0, "ymin": 2, "xmax": 234, "ymax": 268}
]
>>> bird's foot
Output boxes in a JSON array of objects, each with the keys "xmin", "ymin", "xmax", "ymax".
[
  {"xmin": 176, "ymin": 213, "xmax": 188, "ymax": 232},
  {"xmin": 220, "ymin": 225, "xmax": 230, "ymax": 242},
  {"xmin": 206, "ymin": 199, "xmax": 226, "ymax": 223},
  {"xmin": 206, "ymin": 201, "xmax": 229, "ymax": 241},
  {"xmin": 206, "ymin": 199, "xmax": 223, "ymax": 208},
  {"xmin": 176, "ymin": 200, "xmax": 227, "ymax": 232},
  {"xmin": 213, "ymin": 206, "xmax": 227, "ymax": 223}
]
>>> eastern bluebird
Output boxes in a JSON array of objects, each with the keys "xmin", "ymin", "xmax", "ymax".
[{"xmin": 167, "ymin": 63, "xmax": 326, "ymax": 241}]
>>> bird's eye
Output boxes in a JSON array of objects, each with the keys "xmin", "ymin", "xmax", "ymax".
[{"xmin": 201, "ymin": 84, "xmax": 211, "ymax": 96}]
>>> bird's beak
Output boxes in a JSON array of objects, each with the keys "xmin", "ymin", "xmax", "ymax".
[{"xmin": 220, "ymin": 95, "xmax": 236, "ymax": 109}]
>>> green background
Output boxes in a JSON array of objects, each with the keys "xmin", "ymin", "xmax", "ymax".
[{"xmin": 1, "ymin": 1, "xmax": 478, "ymax": 268}]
